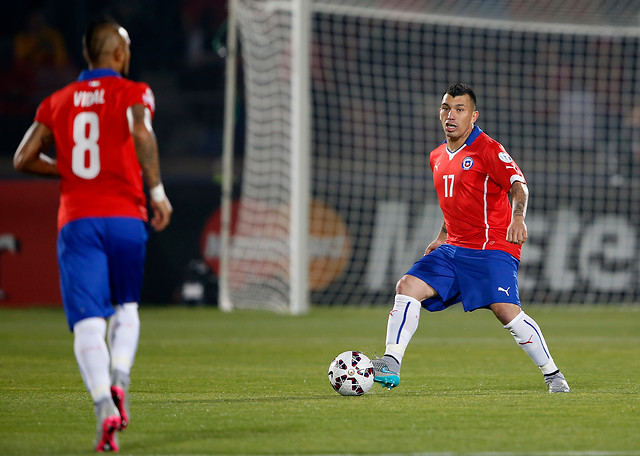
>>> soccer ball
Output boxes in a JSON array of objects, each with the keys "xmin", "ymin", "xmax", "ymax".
[{"xmin": 328, "ymin": 350, "xmax": 374, "ymax": 396}]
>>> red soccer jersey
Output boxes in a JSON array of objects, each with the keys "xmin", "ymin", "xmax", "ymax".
[
  {"xmin": 430, "ymin": 126, "xmax": 526, "ymax": 260},
  {"xmin": 35, "ymin": 69, "xmax": 155, "ymax": 229}
]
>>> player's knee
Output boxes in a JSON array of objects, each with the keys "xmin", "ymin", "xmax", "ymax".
[
  {"xmin": 491, "ymin": 302, "xmax": 522, "ymax": 326},
  {"xmin": 74, "ymin": 317, "xmax": 107, "ymax": 336},
  {"xmin": 396, "ymin": 275, "xmax": 435, "ymax": 301},
  {"xmin": 113, "ymin": 302, "xmax": 140, "ymax": 329}
]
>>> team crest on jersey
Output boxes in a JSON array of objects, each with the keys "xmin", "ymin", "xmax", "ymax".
[
  {"xmin": 498, "ymin": 152, "xmax": 513, "ymax": 163},
  {"xmin": 462, "ymin": 156, "xmax": 474, "ymax": 170}
]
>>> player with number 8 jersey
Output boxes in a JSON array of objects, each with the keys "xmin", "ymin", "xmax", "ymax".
[
  {"xmin": 35, "ymin": 69, "xmax": 155, "ymax": 229},
  {"xmin": 14, "ymin": 16, "xmax": 172, "ymax": 452}
]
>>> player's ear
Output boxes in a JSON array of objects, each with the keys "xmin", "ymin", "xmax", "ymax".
[
  {"xmin": 82, "ymin": 48, "xmax": 90, "ymax": 66},
  {"xmin": 472, "ymin": 110, "xmax": 479, "ymax": 123},
  {"xmin": 113, "ymin": 44, "xmax": 126, "ymax": 70},
  {"xmin": 113, "ymin": 44, "xmax": 123, "ymax": 62}
]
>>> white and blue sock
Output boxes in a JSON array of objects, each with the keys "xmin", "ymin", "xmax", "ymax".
[
  {"xmin": 504, "ymin": 311, "xmax": 559, "ymax": 375},
  {"xmin": 383, "ymin": 294, "xmax": 422, "ymax": 373}
]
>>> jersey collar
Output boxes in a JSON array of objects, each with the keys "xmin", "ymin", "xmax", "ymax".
[
  {"xmin": 444, "ymin": 125, "xmax": 483, "ymax": 155},
  {"xmin": 77, "ymin": 68, "xmax": 122, "ymax": 81},
  {"xmin": 465, "ymin": 125, "xmax": 483, "ymax": 146}
]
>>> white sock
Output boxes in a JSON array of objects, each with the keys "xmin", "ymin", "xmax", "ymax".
[
  {"xmin": 504, "ymin": 311, "xmax": 559, "ymax": 374},
  {"xmin": 73, "ymin": 317, "xmax": 112, "ymax": 403},
  {"xmin": 384, "ymin": 294, "xmax": 422, "ymax": 367},
  {"xmin": 107, "ymin": 303, "xmax": 140, "ymax": 378}
]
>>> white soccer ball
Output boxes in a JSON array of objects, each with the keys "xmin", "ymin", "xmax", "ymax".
[{"xmin": 328, "ymin": 350, "xmax": 374, "ymax": 396}]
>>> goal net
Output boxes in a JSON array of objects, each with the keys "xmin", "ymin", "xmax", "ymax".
[{"xmin": 221, "ymin": 0, "xmax": 640, "ymax": 311}]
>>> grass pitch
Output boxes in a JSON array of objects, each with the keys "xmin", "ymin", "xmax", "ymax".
[{"xmin": 1, "ymin": 305, "xmax": 639, "ymax": 455}]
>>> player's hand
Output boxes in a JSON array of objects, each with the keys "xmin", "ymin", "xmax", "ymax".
[
  {"xmin": 506, "ymin": 219, "xmax": 527, "ymax": 245},
  {"xmin": 150, "ymin": 198, "xmax": 173, "ymax": 231}
]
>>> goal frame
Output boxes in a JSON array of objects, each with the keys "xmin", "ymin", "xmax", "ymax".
[{"xmin": 220, "ymin": 0, "xmax": 312, "ymax": 314}]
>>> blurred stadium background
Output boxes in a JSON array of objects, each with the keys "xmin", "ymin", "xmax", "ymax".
[{"xmin": 2, "ymin": 0, "xmax": 640, "ymax": 310}]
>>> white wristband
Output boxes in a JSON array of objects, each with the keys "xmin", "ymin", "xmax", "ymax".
[{"xmin": 150, "ymin": 184, "xmax": 167, "ymax": 203}]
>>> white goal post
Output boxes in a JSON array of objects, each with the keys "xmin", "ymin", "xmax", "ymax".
[{"xmin": 221, "ymin": 0, "xmax": 640, "ymax": 313}]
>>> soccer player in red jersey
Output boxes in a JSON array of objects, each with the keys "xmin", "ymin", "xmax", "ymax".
[
  {"xmin": 372, "ymin": 82, "xmax": 570, "ymax": 393},
  {"xmin": 14, "ymin": 17, "xmax": 173, "ymax": 451}
]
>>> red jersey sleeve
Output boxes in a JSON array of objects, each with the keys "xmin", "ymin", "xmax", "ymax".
[
  {"xmin": 127, "ymin": 83, "xmax": 156, "ymax": 117},
  {"xmin": 34, "ymin": 95, "xmax": 53, "ymax": 127},
  {"xmin": 485, "ymin": 142, "xmax": 526, "ymax": 191}
]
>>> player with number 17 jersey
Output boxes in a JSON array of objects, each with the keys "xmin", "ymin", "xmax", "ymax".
[
  {"xmin": 430, "ymin": 125, "xmax": 526, "ymax": 260},
  {"xmin": 34, "ymin": 68, "xmax": 155, "ymax": 230}
]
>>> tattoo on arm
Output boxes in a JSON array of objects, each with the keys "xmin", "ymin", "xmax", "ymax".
[
  {"xmin": 130, "ymin": 104, "xmax": 161, "ymax": 188},
  {"xmin": 513, "ymin": 201, "xmax": 525, "ymax": 217},
  {"xmin": 441, "ymin": 222, "xmax": 447, "ymax": 234},
  {"xmin": 510, "ymin": 182, "xmax": 529, "ymax": 218}
]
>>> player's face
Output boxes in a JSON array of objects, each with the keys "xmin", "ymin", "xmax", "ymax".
[{"xmin": 439, "ymin": 93, "xmax": 479, "ymax": 147}]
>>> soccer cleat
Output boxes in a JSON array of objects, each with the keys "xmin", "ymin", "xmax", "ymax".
[
  {"xmin": 371, "ymin": 358, "xmax": 400, "ymax": 389},
  {"xmin": 111, "ymin": 386, "xmax": 129, "ymax": 429},
  {"xmin": 544, "ymin": 371, "xmax": 570, "ymax": 393},
  {"xmin": 94, "ymin": 399, "xmax": 122, "ymax": 452},
  {"xmin": 111, "ymin": 370, "xmax": 130, "ymax": 429}
]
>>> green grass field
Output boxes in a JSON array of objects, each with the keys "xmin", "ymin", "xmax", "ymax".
[{"xmin": 1, "ymin": 305, "xmax": 639, "ymax": 455}]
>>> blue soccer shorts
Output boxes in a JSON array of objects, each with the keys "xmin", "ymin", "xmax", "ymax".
[
  {"xmin": 57, "ymin": 217, "xmax": 148, "ymax": 330},
  {"xmin": 405, "ymin": 244, "xmax": 521, "ymax": 312}
]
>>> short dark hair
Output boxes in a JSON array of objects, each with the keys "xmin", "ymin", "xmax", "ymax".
[
  {"xmin": 445, "ymin": 82, "xmax": 477, "ymax": 109},
  {"xmin": 83, "ymin": 16, "xmax": 121, "ymax": 63}
]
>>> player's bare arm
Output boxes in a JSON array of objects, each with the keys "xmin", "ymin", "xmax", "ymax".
[
  {"xmin": 507, "ymin": 181, "xmax": 528, "ymax": 245},
  {"xmin": 425, "ymin": 220, "xmax": 448, "ymax": 254},
  {"xmin": 128, "ymin": 104, "xmax": 161, "ymax": 187},
  {"xmin": 13, "ymin": 122, "xmax": 59, "ymax": 177},
  {"xmin": 128, "ymin": 103, "xmax": 173, "ymax": 231}
]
